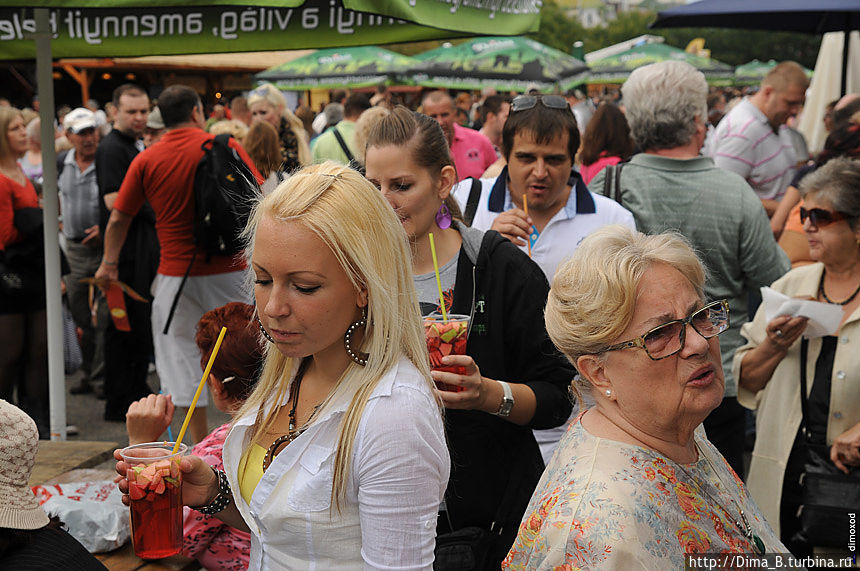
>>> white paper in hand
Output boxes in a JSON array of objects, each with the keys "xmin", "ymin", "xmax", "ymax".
[{"xmin": 760, "ymin": 287, "xmax": 843, "ymax": 338}]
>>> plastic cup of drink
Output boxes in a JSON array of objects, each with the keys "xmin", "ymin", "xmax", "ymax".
[
  {"xmin": 121, "ymin": 441, "xmax": 188, "ymax": 559},
  {"xmin": 423, "ymin": 313, "xmax": 470, "ymax": 392}
]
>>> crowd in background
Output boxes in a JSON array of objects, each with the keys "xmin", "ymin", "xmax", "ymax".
[{"xmin": 1, "ymin": 57, "xmax": 860, "ymax": 569}]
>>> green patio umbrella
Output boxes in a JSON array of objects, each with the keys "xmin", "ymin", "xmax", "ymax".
[
  {"xmin": 734, "ymin": 59, "xmax": 814, "ymax": 85},
  {"xmin": 410, "ymin": 36, "xmax": 588, "ymax": 93},
  {"xmin": 256, "ymin": 46, "xmax": 418, "ymax": 90},
  {"xmin": 577, "ymin": 42, "xmax": 734, "ymax": 86}
]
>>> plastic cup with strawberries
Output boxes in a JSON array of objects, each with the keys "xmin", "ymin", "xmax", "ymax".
[
  {"xmin": 120, "ymin": 441, "xmax": 188, "ymax": 559},
  {"xmin": 423, "ymin": 313, "xmax": 470, "ymax": 392}
]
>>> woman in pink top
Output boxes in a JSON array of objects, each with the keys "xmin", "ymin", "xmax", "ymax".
[
  {"xmin": 126, "ymin": 302, "xmax": 263, "ymax": 570},
  {"xmin": 578, "ymin": 103, "xmax": 634, "ymax": 185}
]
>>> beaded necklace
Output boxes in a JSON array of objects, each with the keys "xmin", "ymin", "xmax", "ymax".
[
  {"xmin": 818, "ymin": 269, "xmax": 860, "ymax": 306},
  {"xmin": 261, "ymin": 361, "xmax": 322, "ymax": 472}
]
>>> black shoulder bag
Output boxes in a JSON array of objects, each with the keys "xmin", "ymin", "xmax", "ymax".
[
  {"xmin": 331, "ymin": 127, "xmax": 361, "ymax": 172},
  {"xmin": 462, "ymin": 177, "xmax": 482, "ymax": 227},
  {"xmin": 793, "ymin": 338, "xmax": 860, "ymax": 547},
  {"xmin": 434, "ymin": 455, "xmax": 526, "ymax": 570}
]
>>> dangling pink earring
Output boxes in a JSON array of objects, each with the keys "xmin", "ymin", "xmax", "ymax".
[{"xmin": 435, "ymin": 203, "xmax": 452, "ymax": 229}]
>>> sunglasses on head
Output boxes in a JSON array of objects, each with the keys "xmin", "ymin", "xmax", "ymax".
[
  {"xmin": 510, "ymin": 95, "xmax": 569, "ymax": 113},
  {"xmin": 799, "ymin": 207, "xmax": 848, "ymax": 228}
]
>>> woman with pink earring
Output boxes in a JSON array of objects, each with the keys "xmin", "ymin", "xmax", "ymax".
[{"xmin": 364, "ymin": 107, "xmax": 574, "ymax": 570}]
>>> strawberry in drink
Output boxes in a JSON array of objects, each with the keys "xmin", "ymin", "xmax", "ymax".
[
  {"xmin": 121, "ymin": 442, "xmax": 187, "ymax": 559},
  {"xmin": 423, "ymin": 314, "xmax": 470, "ymax": 392}
]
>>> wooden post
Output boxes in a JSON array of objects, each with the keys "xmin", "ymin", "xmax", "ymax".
[{"xmin": 61, "ymin": 64, "xmax": 93, "ymax": 106}]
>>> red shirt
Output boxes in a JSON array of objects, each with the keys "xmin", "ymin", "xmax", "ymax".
[
  {"xmin": 0, "ymin": 171, "xmax": 39, "ymax": 251},
  {"xmin": 114, "ymin": 128, "xmax": 262, "ymax": 277}
]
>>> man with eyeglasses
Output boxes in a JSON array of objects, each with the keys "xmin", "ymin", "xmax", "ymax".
[
  {"xmin": 590, "ymin": 61, "xmax": 790, "ymax": 477},
  {"xmin": 452, "ymin": 92, "xmax": 634, "ymax": 462}
]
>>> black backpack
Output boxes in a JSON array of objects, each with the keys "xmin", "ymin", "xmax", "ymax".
[
  {"xmin": 193, "ymin": 133, "xmax": 260, "ymax": 259},
  {"xmin": 162, "ymin": 133, "xmax": 260, "ymax": 334}
]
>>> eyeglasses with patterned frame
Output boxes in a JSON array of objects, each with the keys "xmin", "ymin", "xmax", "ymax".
[{"xmin": 597, "ymin": 299, "xmax": 730, "ymax": 361}]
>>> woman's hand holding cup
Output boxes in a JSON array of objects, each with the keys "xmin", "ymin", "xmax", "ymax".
[
  {"xmin": 114, "ymin": 449, "xmax": 218, "ymax": 508},
  {"xmin": 432, "ymin": 354, "xmax": 488, "ymax": 410}
]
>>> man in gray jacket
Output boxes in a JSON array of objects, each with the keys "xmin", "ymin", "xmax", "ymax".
[{"xmin": 591, "ymin": 61, "xmax": 790, "ymax": 478}]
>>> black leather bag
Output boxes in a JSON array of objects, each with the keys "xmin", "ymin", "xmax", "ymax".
[
  {"xmin": 434, "ymin": 449, "xmax": 527, "ymax": 571},
  {"xmin": 0, "ymin": 207, "xmax": 44, "ymax": 296},
  {"xmin": 793, "ymin": 338, "xmax": 860, "ymax": 547},
  {"xmin": 434, "ymin": 526, "xmax": 495, "ymax": 571},
  {"xmin": 795, "ymin": 443, "xmax": 860, "ymax": 547}
]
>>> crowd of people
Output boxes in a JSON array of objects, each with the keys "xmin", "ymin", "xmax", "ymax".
[{"xmin": 1, "ymin": 52, "xmax": 859, "ymax": 569}]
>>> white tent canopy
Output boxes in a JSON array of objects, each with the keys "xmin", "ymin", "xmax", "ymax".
[{"xmin": 798, "ymin": 31, "xmax": 860, "ymax": 153}]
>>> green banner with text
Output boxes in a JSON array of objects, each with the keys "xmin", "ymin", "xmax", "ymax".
[{"xmin": 0, "ymin": 0, "xmax": 539, "ymax": 60}]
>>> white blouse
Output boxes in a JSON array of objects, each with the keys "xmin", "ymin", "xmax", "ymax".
[{"xmin": 222, "ymin": 357, "xmax": 450, "ymax": 570}]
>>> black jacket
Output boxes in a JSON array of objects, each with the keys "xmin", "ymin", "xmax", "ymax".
[
  {"xmin": 442, "ymin": 223, "xmax": 574, "ymax": 562},
  {"xmin": 95, "ymin": 129, "xmax": 159, "ymax": 299}
]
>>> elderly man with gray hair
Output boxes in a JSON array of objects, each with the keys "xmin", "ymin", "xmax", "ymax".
[{"xmin": 590, "ymin": 61, "xmax": 790, "ymax": 478}]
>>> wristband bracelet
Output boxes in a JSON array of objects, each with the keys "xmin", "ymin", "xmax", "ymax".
[
  {"xmin": 192, "ymin": 467, "xmax": 232, "ymax": 515},
  {"xmin": 102, "ymin": 260, "xmax": 118, "ymax": 267}
]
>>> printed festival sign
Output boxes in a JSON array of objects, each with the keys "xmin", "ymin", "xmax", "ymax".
[{"xmin": 0, "ymin": 0, "xmax": 541, "ymax": 59}]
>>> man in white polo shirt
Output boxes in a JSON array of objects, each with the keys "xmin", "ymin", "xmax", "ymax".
[
  {"xmin": 706, "ymin": 61, "xmax": 809, "ymax": 216},
  {"xmin": 452, "ymin": 94, "xmax": 634, "ymax": 461},
  {"xmin": 454, "ymin": 93, "xmax": 634, "ymax": 282}
]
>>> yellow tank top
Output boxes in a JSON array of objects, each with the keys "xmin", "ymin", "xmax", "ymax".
[{"xmin": 237, "ymin": 443, "xmax": 267, "ymax": 504}]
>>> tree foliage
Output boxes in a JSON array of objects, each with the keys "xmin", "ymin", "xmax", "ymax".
[
  {"xmin": 388, "ymin": 3, "xmax": 822, "ymax": 69},
  {"xmin": 527, "ymin": 2, "xmax": 821, "ymax": 68}
]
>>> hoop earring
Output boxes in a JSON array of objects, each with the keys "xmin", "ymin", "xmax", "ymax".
[
  {"xmin": 344, "ymin": 307, "xmax": 369, "ymax": 366},
  {"xmin": 435, "ymin": 203, "xmax": 452, "ymax": 229},
  {"xmin": 257, "ymin": 315, "xmax": 276, "ymax": 344}
]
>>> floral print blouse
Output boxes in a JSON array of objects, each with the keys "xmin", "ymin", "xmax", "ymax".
[
  {"xmin": 503, "ymin": 412, "xmax": 786, "ymax": 570},
  {"xmin": 182, "ymin": 423, "xmax": 251, "ymax": 570}
]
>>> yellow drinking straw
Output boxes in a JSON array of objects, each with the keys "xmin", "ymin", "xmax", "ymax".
[
  {"xmin": 172, "ymin": 326, "xmax": 227, "ymax": 453},
  {"xmin": 428, "ymin": 232, "xmax": 448, "ymax": 321},
  {"xmin": 522, "ymin": 194, "xmax": 532, "ymax": 258}
]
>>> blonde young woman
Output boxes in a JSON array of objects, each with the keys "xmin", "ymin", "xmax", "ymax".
[
  {"xmin": 247, "ymin": 84, "xmax": 311, "ymax": 174},
  {"xmin": 116, "ymin": 162, "xmax": 449, "ymax": 569}
]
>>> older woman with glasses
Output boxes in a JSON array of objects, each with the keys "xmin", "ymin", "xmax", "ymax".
[
  {"xmin": 734, "ymin": 156, "xmax": 860, "ymax": 556},
  {"xmin": 504, "ymin": 225, "xmax": 786, "ymax": 570}
]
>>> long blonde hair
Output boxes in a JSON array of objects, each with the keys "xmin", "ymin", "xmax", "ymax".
[
  {"xmin": 248, "ymin": 83, "xmax": 311, "ymax": 166},
  {"xmin": 237, "ymin": 161, "xmax": 435, "ymax": 509}
]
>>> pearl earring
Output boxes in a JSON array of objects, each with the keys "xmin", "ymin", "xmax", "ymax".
[{"xmin": 605, "ymin": 389, "xmax": 612, "ymax": 397}]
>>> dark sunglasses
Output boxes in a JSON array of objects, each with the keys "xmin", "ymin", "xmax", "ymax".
[
  {"xmin": 799, "ymin": 207, "xmax": 847, "ymax": 228},
  {"xmin": 510, "ymin": 95, "xmax": 569, "ymax": 113}
]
